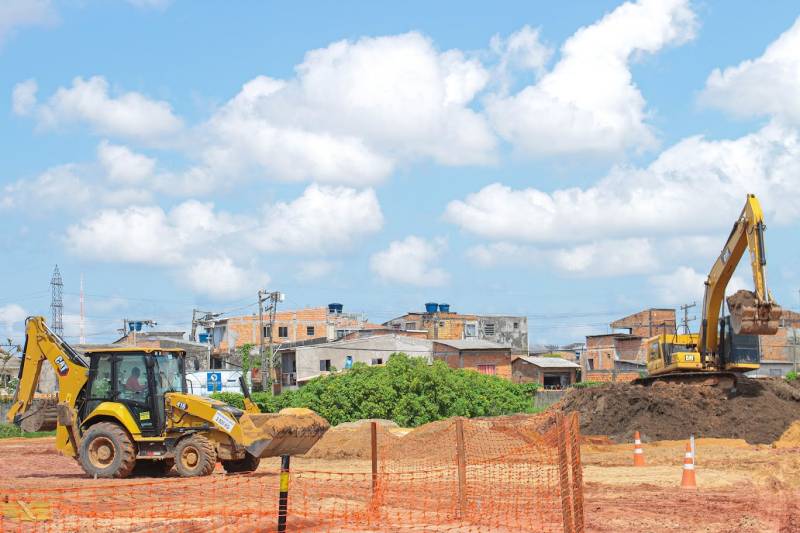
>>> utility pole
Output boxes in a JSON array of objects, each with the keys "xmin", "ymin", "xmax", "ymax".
[
  {"xmin": 680, "ymin": 302, "xmax": 697, "ymax": 335},
  {"xmin": 192, "ymin": 309, "xmax": 221, "ymax": 369},
  {"xmin": 258, "ymin": 290, "xmax": 284, "ymax": 393}
]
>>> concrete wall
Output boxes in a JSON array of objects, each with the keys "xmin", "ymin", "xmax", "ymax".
[
  {"xmin": 611, "ymin": 309, "xmax": 676, "ymax": 337},
  {"xmin": 477, "ymin": 316, "xmax": 528, "ymax": 354},
  {"xmin": 511, "ymin": 360, "xmax": 577, "ymax": 387},
  {"xmin": 294, "ymin": 335, "xmax": 433, "ymax": 383}
]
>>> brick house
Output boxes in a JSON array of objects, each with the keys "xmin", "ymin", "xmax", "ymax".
[
  {"xmin": 610, "ymin": 308, "xmax": 677, "ymax": 338},
  {"xmin": 511, "ymin": 356, "xmax": 580, "ymax": 388},
  {"xmin": 432, "ymin": 339, "xmax": 513, "ymax": 380}
]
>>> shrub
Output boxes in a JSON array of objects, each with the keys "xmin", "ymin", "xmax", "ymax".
[
  {"xmin": 786, "ymin": 370, "xmax": 798, "ymax": 382},
  {"xmin": 213, "ymin": 354, "xmax": 536, "ymax": 427},
  {"xmin": 571, "ymin": 381, "xmax": 604, "ymax": 389}
]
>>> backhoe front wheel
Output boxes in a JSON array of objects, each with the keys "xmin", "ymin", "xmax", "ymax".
[
  {"xmin": 175, "ymin": 435, "xmax": 217, "ymax": 477},
  {"xmin": 79, "ymin": 422, "xmax": 137, "ymax": 479}
]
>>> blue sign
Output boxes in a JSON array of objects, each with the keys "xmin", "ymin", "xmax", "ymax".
[{"xmin": 207, "ymin": 372, "xmax": 222, "ymax": 392}]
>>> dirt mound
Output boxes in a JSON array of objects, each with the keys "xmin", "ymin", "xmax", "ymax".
[
  {"xmin": 557, "ymin": 377, "xmax": 800, "ymax": 444},
  {"xmin": 303, "ymin": 419, "xmax": 402, "ymax": 460},
  {"xmin": 775, "ymin": 421, "xmax": 800, "ymax": 448}
]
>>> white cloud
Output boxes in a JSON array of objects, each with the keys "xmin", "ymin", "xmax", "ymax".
[
  {"xmin": 20, "ymin": 76, "xmax": 183, "ymax": 141},
  {"xmin": 650, "ymin": 266, "xmax": 747, "ymax": 306},
  {"xmin": 370, "ymin": 236, "xmax": 449, "ymax": 286},
  {"xmin": 467, "ymin": 238, "xmax": 657, "ymax": 277},
  {"xmin": 0, "ymin": 304, "xmax": 27, "ymax": 327},
  {"xmin": 486, "ymin": 0, "xmax": 696, "ymax": 156},
  {"xmin": 296, "ymin": 260, "xmax": 337, "ymax": 281},
  {"xmin": 64, "ymin": 200, "xmax": 243, "ymax": 265},
  {"xmin": 701, "ymin": 17, "xmax": 800, "ymax": 124},
  {"xmin": 252, "ymin": 184, "xmax": 384, "ymax": 254},
  {"xmin": 446, "ymin": 122, "xmax": 800, "ymax": 244},
  {"xmin": 198, "ymin": 32, "xmax": 495, "ymax": 186},
  {"xmin": 490, "ymin": 25, "xmax": 553, "ymax": 93},
  {"xmin": 186, "ymin": 257, "xmax": 268, "ymax": 300},
  {"xmin": 12, "ymin": 79, "xmax": 38, "ymax": 115},
  {"xmin": 0, "ymin": 0, "xmax": 57, "ymax": 48},
  {"xmin": 97, "ymin": 140, "xmax": 156, "ymax": 184}
]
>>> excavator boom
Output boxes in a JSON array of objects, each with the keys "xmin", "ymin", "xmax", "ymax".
[{"xmin": 699, "ymin": 194, "xmax": 781, "ymax": 355}]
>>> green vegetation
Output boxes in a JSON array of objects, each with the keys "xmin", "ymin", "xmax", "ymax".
[
  {"xmin": 0, "ymin": 423, "xmax": 56, "ymax": 439},
  {"xmin": 786, "ymin": 370, "xmax": 798, "ymax": 382},
  {"xmin": 571, "ymin": 381, "xmax": 604, "ymax": 389},
  {"xmin": 212, "ymin": 353, "xmax": 539, "ymax": 427}
]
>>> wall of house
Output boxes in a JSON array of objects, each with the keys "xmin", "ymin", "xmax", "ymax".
[
  {"xmin": 477, "ymin": 316, "xmax": 528, "ymax": 354},
  {"xmin": 583, "ymin": 370, "xmax": 640, "ymax": 382},
  {"xmin": 387, "ymin": 313, "xmax": 528, "ymax": 353},
  {"xmin": 759, "ymin": 327, "xmax": 800, "ymax": 362},
  {"xmin": 433, "ymin": 345, "xmax": 513, "ymax": 380},
  {"xmin": 611, "ymin": 309, "xmax": 676, "ymax": 337},
  {"xmin": 584, "ymin": 336, "xmax": 618, "ymax": 371},
  {"xmin": 511, "ymin": 362, "xmax": 577, "ymax": 386}
]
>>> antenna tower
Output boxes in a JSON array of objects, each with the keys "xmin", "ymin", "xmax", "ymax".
[{"xmin": 50, "ymin": 265, "xmax": 64, "ymax": 337}]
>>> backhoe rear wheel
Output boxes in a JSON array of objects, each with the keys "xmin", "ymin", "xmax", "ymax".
[
  {"xmin": 222, "ymin": 453, "xmax": 261, "ymax": 474},
  {"xmin": 79, "ymin": 422, "xmax": 137, "ymax": 479},
  {"xmin": 175, "ymin": 435, "xmax": 217, "ymax": 477}
]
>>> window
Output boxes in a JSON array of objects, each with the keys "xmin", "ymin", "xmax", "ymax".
[
  {"xmin": 465, "ymin": 324, "xmax": 476, "ymax": 337},
  {"xmin": 484, "ymin": 323, "xmax": 495, "ymax": 336},
  {"xmin": 477, "ymin": 364, "xmax": 496, "ymax": 375},
  {"xmin": 371, "ymin": 358, "xmax": 383, "ymax": 365},
  {"xmin": 405, "ymin": 322, "xmax": 417, "ymax": 330},
  {"xmin": 263, "ymin": 325, "xmax": 271, "ymax": 339},
  {"xmin": 320, "ymin": 359, "xmax": 331, "ymax": 372},
  {"xmin": 278, "ymin": 326, "xmax": 288, "ymax": 338},
  {"xmin": 392, "ymin": 323, "xmax": 401, "ymax": 330},
  {"xmin": 439, "ymin": 321, "xmax": 445, "ymax": 327},
  {"xmin": 89, "ymin": 355, "xmax": 113, "ymax": 400},
  {"xmin": 587, "ymin": 358, "xmax": 595, "ymax": 370},
  {"xmin": 306, "ymin": 326, "xmax": 315, "ymax": 336},
  {"xmin": 513, "ymin": 322, "xmax": 519, "ymax": 329}
]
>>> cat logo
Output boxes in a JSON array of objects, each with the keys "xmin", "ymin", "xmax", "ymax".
[{"xmin": 54, "ymin": 355, "xmax": 69, "ymax": 376}]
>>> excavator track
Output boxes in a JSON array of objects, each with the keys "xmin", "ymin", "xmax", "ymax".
[{"xmin": 633, "ymin": 372, "xmax": 738, "ymax": 391}]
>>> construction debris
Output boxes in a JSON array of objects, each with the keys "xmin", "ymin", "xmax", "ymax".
[{"xmin": 727, "ymin": 289, "xmax": 782, "ymax": 335}]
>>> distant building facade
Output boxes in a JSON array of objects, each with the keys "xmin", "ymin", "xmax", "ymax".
[{"xmin": 384, "ymin": 303, "xmax": 528, "ymax": 354}]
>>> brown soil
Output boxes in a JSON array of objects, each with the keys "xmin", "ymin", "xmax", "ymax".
[
  {"xmin": 303, "ymin": 419, "xmax": 402, "ymax": 459},
  {"xmin": 775, "ymin": 421, "xmax": 800, "ymax": 448},
  {"xmin": 558, "ymin": 377, "xmax": 800, "ymax": 444}
]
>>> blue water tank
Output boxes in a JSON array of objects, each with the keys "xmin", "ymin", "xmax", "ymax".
[
  {"xmin": 425, "ymin": 302, "xmax": 438, "ymax": 313},
  {"xmin": 328, "ymin": 303, "xmax": 344, "ymax": 314},
  {"xmin": 199, "ymin": 333, "xmax": 209, "ymax": 343},
  {"xmin": 438, "ymin": 303, "xmax": 450, "ymax": 313}
]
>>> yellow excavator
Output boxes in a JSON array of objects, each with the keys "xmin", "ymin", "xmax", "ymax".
[
  {"xmin": 638, "ymin": 194, "xmax": 782, "ymax": 388},
  {"xmin": 7, "ymin": 316, "xmax": 328, "ymax": 478}
]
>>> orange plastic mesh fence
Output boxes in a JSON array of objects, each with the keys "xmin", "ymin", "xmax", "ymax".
[{"xmin": 0, "ymin": 412, "xmax": 584, "ymax": 532}]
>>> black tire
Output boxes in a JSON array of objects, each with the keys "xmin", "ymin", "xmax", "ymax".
[
  {"xmin": 78, "ymin": 422, "xmax": 137, "ymax": 479},
  {"xmin": 133, "ymin": 459, "xmax": 174, "ymax": 477},
  {"xmin": 221, "ymin": 453, "xmax": 261, "ymax": 474},
  {"xmin": 174, "ymin": 435, "xmax": 217, "ymax": 477}
]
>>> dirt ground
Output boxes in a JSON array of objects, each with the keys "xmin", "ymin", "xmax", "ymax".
[{"xmin": 1, "ymin": 434, "xmax": 798, "ymax": 532}]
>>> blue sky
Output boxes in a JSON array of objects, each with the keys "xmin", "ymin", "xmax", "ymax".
[{"xmin": 2, "ymin": 0, "xmax": 800, "ymax": 347}]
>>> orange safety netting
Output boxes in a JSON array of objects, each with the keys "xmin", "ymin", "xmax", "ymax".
[{"xmin": 0, "ymin": 412, "xmax": 584, "ymax": 532}]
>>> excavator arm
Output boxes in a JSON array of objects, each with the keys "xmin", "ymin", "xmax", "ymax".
[
  {"xmin": 699, "ymin": 194, "xmax": 780, "ymax": 355},
  {"xmin": 6, "ymin": 316, "xmax": 89, "ymax": 426}
]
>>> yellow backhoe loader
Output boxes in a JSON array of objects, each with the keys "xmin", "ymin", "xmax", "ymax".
[
  {"xmin": 637, "ymin": 194, "xmax": 781, "ymax": 388},
  {"xmin": 7, "ymin": 316, "xmax": 328, "ymax": 478}
]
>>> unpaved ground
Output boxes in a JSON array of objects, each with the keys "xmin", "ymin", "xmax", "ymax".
[{"xmin": 2, "ymin": 435, "xmax": 798, "ymax": 531}]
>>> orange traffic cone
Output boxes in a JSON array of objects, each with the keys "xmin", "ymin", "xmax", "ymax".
[
  {"xmin": 633, "ymin": 431, "xmax": 645, "ymax": 466},
  {"xmin": 680, "ymin": 441, "xmax": 696, "ymax": 489}
]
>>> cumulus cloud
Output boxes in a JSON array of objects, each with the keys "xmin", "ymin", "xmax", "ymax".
[
  {"xmin": 0, "ymin": 304, "xmax": 27, "ymax": 327},
  {"xmin": 650, "ymin": 266, "xmax": 747, "ymax": 306},
  {"xmin": 486, "ymin": 0, "xmax": 696, "ymax": 156},
  {"xmin": 0, "ymin": 0, "xmax": 57, "ymax": 49},
  {"xmin": 16, "ymin": 76, "xmax": 183, "ymax": 142},
  {"xmin": 186, "ymin": 257, "xmax": 268, "ymax": 300},
  {"xmin": 446, "ymin": 122, "xmax": 800, "ymax": 244},
  {"xmin": 97, "ymin": 140, "xmax": 156, "ymax": 184},
  {"xmin": 252, "ymin": 185, "xmax": 384, "ymax": 254},
  {"xmin": 370, "ymin": 236, "xmax": 449, "ymax": 286},
  {"xmin": 198, "ymin": 32, "xmax": 495, "ymax": 186},
  {"xmin": 701, "ymin": 17, "xmax": 800, "ymax": 124},
  {"xmin": 296, "ymin": 260, "xmax": 337, "ymax": 281}
]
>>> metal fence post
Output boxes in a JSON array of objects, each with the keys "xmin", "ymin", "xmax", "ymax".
[
  {"xmin": 277, "ymin": 454, "xmax": 290, "ymax": 533},
  {"xmin": 371, "ymin": 421, "xmax": 378, "ymax": 496}
]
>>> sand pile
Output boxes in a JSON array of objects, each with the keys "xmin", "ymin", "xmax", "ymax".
[
  {"xmin": 558, "ymin": 377, "xmax": 800, "ymax": 444},
  {"xmin": 303, "ymin": 419, "xmax": 401, "ymax": 459},
  {"xmin": 775, "ymin": 421, "xmax": 800, "ymax": 448}
]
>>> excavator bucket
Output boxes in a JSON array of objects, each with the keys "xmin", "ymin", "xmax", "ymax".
[
  {"xmin": 727, "ymin": 290, "xmax": 782, "ymax": 336},
  {"xmin": 237, "ymin": 407, "xmax": 329, "ymax": 458}
]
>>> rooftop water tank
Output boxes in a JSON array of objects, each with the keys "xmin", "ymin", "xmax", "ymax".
[
  {"xmin": 438, "ymin": 303, "xmax": 450, "ymax": 313},
  {"xmin": 198, "ymin": 333, "xmax": 209, "ymax": 343},
  {"xmin": 425, "ymin": 302, "xmax": 438, "ymax": 313},
  {"xmin": 328, "ymin": 303, "xmax": 344, "ymax": 314}
]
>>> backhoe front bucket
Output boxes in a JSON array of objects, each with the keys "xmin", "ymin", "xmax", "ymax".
[
  {"xmin": 238, "ymin": 408, "xmax": 329, "ymax": 458},
  {"xmin": 727, "ymin": 290, "xmax": 782, "ymax": 335}
]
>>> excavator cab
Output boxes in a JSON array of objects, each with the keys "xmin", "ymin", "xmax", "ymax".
[
  {"xmin": 82, "ymin": 349, "xmax": 186, "ymax": 437},
  {"xmin": 718, "ymin": 316, "xmax": 760, "ymax": 372}
]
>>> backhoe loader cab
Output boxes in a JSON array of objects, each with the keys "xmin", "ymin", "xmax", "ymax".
[
  {"xmin": 9, "ymin": 316, "xmax": 329, "ymax": 479},
  {"xmin": 82, "ymin": 348, "xmax": 187, "ymax": 438}
]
